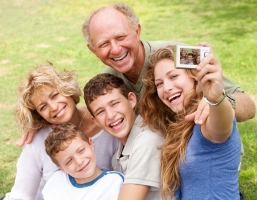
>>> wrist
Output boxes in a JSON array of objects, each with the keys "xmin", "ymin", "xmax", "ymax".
[{"xmin": 204, "ymin": 89, "xmax": 226, "ymax": 106}]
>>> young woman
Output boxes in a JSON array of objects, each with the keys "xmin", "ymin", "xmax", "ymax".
[
  {"xmin": 5, "ymin": 64, "xmax": 119, "ymax": 200},
  {"xmin": 140, "ymin": 46, "xmax": 241, "ymax": 200}
]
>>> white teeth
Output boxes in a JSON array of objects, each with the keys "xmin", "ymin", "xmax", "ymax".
[
  {"xmin": 112, "ymin": 52, "xmax": 128, "ymax": 61},
  {"xmin": 111, "ymin": 119, "xmax": 122, "ymax": 127},
  {"xmin": 168, "ymin": 93, "xmax": 181, "ymax": 101}
]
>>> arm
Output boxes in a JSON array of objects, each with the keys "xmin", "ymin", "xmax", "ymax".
[
  {"xmin": 231, "ymin": 92, "xmax": 256, "ymax": 122},
  {"xmin": 118, "ymin": 184, "xmax": 149, "ymax": 200},
  {"xmin": 6, "ymin": 140, "xmax": 42, "ymax": 199},
  {"xmin": 197, "ymin": 54, "xmax": 234, "ymax": 142}
]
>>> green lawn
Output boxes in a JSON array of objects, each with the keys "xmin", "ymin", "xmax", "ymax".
[{"xmin": 0, "ymin": 0, "xmax": 256, "ymax": 199}]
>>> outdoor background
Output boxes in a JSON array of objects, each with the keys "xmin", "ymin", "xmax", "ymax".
[{"xmin": 0, "ymin": 0, "xmax": 256, "ymax": 199}]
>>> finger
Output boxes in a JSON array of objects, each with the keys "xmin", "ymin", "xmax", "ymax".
[
  {"xmin": 26, "ymin": 130, "xmax": 36, "ymax": 144},
  {"xmin": 15, "ymin": 133, "xmax": 28, "ymax": 147},
  {"xmin": 197, "ymin": 53, "xmax": 216, "ymax": 70},
  {"xmin": 185, "ymin": 112, "xmax": 196, "ymax": 122},
  {"xmin": 198, "ymin": 42, "xmax": 213, "ymax": 53},
  {"xmin": 194, "ymin": 98, "xmax": 209, "ymax": 124},
  {"xmin": 196, "ymin": 103, "xmax": 210, "ymax": 124}
]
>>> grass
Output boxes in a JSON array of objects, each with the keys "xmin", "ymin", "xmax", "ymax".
[{"xmin": 0, "ymin": 0, "xmax": 256, "ymax": 199}]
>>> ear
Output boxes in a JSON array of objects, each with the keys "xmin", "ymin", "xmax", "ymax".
[
  {"xmin": 87, "ymin": 44, "xmax": 97, "ymax": 55},
  {"xmin": 136, "ymin": 23, "xmax": 141, "ymax": 37},
  {"xmin": 91, "ymin": 116, "xmax": 101, "ymax": 127},
  {"xmin": 127, "ymin": 92, "xmax": 137, "ymax": 109},
  {"xmin": 88, "ymin": 137, "xmax": 95, "ymax": 151}
]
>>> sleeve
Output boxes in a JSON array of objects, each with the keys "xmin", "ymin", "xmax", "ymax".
[
  {"xmin": 223, "ymin": 76, "xmax": 243, "ymax": 94},
  {"xmin": 124, "ymin": 131, "xmax": 163, "ymax": 190},
  {"xmin": 5, "ymin": 142, "xmax": 43, "ymax": 200}
]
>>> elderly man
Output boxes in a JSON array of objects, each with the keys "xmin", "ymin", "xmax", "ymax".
[{"xmin": 82, "ymin": 3, "xmax": 255, "ymax": 123}]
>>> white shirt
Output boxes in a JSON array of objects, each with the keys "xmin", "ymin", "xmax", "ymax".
[
  {"xmin": 5, "ymin": 127, "xmax": 119, "ymax": 200},
  {"xmin": 42, "ymin": 170, "xmax": 123, "ymax": 200}
]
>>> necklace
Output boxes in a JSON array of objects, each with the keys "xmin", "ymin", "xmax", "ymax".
[{"xmin": 78, "ymin": 109, "xmax": 87, "ymax": 128}]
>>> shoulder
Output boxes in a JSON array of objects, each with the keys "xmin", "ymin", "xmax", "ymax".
[
  {"xmin": 106, "ymin": 171, "xmax": 124, "ymax": 182},
  {"xmin": 148, "ymin": 40, "xmax": 188, "ymax": 50}
]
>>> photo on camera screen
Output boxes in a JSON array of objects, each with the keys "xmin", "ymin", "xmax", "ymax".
[{"xmin": 175, "ymin": 45, "xmax": 211, "ymax": 69}]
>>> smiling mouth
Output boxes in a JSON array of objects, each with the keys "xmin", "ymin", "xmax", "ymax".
[
  {"xmin": 168, "ymin": 93, "xmax": 181, "ymax": 103},
  {"xmin": 54, "ymin": 106, "xmax": 66, "ymax": 118},
  {"xmin": 78, "ymin": 161, "xmax": 90, "ymax": 172},
  {"xmin": 112, "ymin": 52, "xmax": 128, "ymax": 62},
  {"xmin": 110, "ymin": 118, "xmax": 123, "ymax": 128}
]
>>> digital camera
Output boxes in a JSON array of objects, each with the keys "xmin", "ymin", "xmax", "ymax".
[{"xmin": 175, "ymin": 45, "xmax": 211, "ymax": 69}]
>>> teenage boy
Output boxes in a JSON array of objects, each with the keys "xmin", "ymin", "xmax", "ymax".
[
  {"xmin": 84, "ymin": 73, "xmax": 164, "ymax": 200},
  {"xmin": 42, "ymin": 123, "xmax": 123, "ymax": 200}
]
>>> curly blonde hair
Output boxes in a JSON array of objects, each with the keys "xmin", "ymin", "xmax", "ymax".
[
  {"xmin": 139, "ymin": 46, "xmax": 203, "ymax": 199},
  {"xmin": 82, "ymin": 3, "xmax": 139, "ymax": 48},
  {"xmin": 14, "ymin": 63, "xmax": 81, "ymax": 132}
]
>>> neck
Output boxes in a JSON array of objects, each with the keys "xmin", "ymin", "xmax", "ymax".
[{"xmin": 124, "ymin": 42, "xmax": 145, "ymax": 84}]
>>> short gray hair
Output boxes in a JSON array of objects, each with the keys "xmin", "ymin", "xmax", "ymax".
[{"xmin": 82, "ymin": 3, "xmax": 139, "ymax": 47}]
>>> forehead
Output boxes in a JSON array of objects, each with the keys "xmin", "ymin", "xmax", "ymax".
[
  {"xmin": 89, "ymin": 8, "xmax": 132, "ymax": 43},
  {"xmin": 30, "ymin": 85, "xmax": 55, "ymax": 104}
]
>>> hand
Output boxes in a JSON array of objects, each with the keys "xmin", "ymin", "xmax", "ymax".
[
  {"xmin": 185, "ymin": 97, "xmax": 209, "ymax": 124},
  {"xmin": 198, "ymin": 41, "xmax": 213, "ymax": 53},
  {"xmin": 16, "ymin": 129, "xmax": 37, "ymax": 147},
  {"xmin": 15, "ymin": 124, "xmax": 56, "ymax": 147},
  {"xmin": 196, "ymin": 54, "xmax": 223, "ymax": 102}
]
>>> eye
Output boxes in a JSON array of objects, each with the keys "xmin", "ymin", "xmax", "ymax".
[
  {"xmin": 79, "ymin": 148, "xmax": 85, "ymax": 154},
  {"xmin": 155, "ymin": 82, "xmax": 163, "ymax": 88},
  {"xmin": 39, "ymin": 104, "xmax": 46, "ymax": 112},
  {"xmin": 99, "ymin": 41, "xmax": 109, "ymax": 48},
  {"xmin": 170, "ymin": 74, "xmax": 178, "ymax": 80},
  {"xmin": 66, "ymin": 159, "xmax": 72, "ymax": 166},
  {"xmin": 117, "ymin": 35, "xmax": 126, "ymax": 41},
  {"xmin": 112, "ymin": 101, "xmax": 120, "ymax": 107},
  {"xmin": 52, "ymin": 93, "xmax": 59, "ymax": 99},
  {"xmin": 95, "ymin": 110, "xmax": 104, "ymax": 116}
]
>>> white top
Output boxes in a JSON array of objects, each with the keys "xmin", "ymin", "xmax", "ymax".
[
  {"xmin": 42, "ymin": 170, "xmax": 124, "ymax": 200},
  {"xmin": 5, "ymin": 127, "xmax": 119, "ymax": 200},
  {"xmin": 112, "ymin": 115, "xmax": 164, "ymax": 200}
]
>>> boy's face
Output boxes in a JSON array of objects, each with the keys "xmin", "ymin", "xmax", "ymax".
[
  {"xmin": 90, "ymin": 88, "xmax": 137, "ymax": 145},
  {"xmin": 187, "ymin": 55, "xmax": 193, "ymax": 62},
  {"xmin": 55, "ymin": 137, "xmax": 99, "ymax": 184}
]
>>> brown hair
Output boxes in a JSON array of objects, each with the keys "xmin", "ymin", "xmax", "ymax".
[
  {"xmin": 14, "ymin": 63, "xmax": 81, "ymax": 132},
  {"xmin": 139, "ymin": 46, "xmax": 203, "ymax": 199},
  {"xmin": 45, "ymin": 123, "xmax": 89, "ymax": 166},
  {"xmin": 82, "ymin": 3, "xmax": 139, "ymax": 48},
  {"xmin": 84, "ymin": 73, "xmax": 131, "ymax": 116}
]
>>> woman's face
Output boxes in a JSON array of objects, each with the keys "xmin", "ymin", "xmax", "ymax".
[
  {"xmin": 154, "ymin": 58, "xmax": 195, "ymax": 113},
  {"xmin": 31, "ymin": 85, "xmax": 76, "ymax": 124}
]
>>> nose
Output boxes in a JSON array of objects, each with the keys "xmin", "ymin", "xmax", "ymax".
[
  {"xmin": 110, "ymin": 40, "xmax": 120, "ymax": 55},
  {"xmin": 163, "ymin": 80, "xmax": 173, "ymax": 93},
  {"xmin": 74, "ymin": 155, "xmax": 83, "ymax": 166},
  {"xmin": 105, "ymin": 107, "xmax": 115, "ymax": 120},
  {"xmin": 49, "ymin": 101, "xmax": 58, "ymax": 111}
]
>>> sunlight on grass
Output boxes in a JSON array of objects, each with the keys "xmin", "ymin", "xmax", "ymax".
[{"xmin": 0, "ymin": 0, "xmax": 256, "ymax": 198}]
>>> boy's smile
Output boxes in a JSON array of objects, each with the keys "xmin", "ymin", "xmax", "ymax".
[{"xmin": 55, "ymin": 137, "xmax": 101, "ymax": 184}]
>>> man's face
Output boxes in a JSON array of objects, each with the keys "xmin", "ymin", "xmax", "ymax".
[
  {"xmin": 88, "ymin": 8, "xmax": 141, "ymax": 74},
  {"xmin": 89, "ymin": 88, "xmax": 137, "ymax": 145}
]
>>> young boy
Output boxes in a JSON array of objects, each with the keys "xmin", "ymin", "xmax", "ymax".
[
  {"xmin": 42, "ymin": 123, "xmax": 123, "ymax": 200},
  {"xmin": 83, "ymin": 73, "xmax": 164, "ymax": 200}
]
